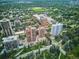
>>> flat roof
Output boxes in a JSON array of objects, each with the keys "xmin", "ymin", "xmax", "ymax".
[
  {"xmin": 2, "ymin": 35, "xmax": 18, "ymax": 43},
  {"xmin": 0, "ymin": 18, "xmax": 10, "ymax": 22},
  {"xmin": 52, "ymin": 23, "xmax": 63, "ymax": 26}
]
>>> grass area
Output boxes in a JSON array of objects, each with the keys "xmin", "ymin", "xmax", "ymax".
[{"xmin": 32, "ymin": 7, "xmax": 48, "ymax": 12}]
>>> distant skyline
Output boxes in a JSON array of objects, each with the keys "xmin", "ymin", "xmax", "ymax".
[
  {"xmin": 0, "ymin": 0, "xmax": 79, "ymax": 3},
  {"xmin": 0, "ymin": 0, "xmax": 79, "ymax": 5}
]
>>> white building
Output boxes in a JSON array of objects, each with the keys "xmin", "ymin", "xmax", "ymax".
[
  {"xmin": 51, "ymin": 23, "xmax": 63, "ymax": 36},
  {"xmin": 2, "ymin": 35, "xmax": 19, "ymax": 50}
]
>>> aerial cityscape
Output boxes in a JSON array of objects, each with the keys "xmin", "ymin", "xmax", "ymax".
[{"xmin": 0, "ymin": 0, "xmax": 79, "ymax": 59}]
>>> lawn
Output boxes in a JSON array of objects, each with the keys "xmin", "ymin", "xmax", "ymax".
[{"xmin": 32, "ymin": 7, "xmax": 48, "ymax": 12}]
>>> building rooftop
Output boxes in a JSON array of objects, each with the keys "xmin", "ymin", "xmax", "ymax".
[
  {"xmin": 52, "ymin": 23, "xmax": 63, "ymax": 26},
  {"xmin": 0, "ymin": 18, "xmax": 10, "ymax": 22},
  {"xmin": 2, "ymin": 35, "xmax": 18, "ymax": 43}
]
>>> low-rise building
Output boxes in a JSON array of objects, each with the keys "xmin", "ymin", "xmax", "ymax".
[{"xmin": 33, "ymin": 14, "xmax": 56, "ymax": 28}]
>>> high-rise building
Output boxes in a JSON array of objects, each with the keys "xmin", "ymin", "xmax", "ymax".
[
  {"xmin": 25, "ymin": 27, "xmax": 32, "ymax": 42},
  {"xmin": 31, "ymin": 27, "xmax": 37, "ymax": 42},
  {"xmin": 25, "ymin": 27, "xmax": 37, "ymax": 42},
  {"xmin": 37, "ymin": 27, "xmax": 46, "ymax": 38},
  {"xmin": 2, "ymin": 35, "xmax": 19, "ymax": 50},
  {"xmin": 51, "ymin": 23, "xmax": 63, "ymax": 36},
  {"xmin": 0, "ymin": 18, "xmax": 14, "ymax": 37}
]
